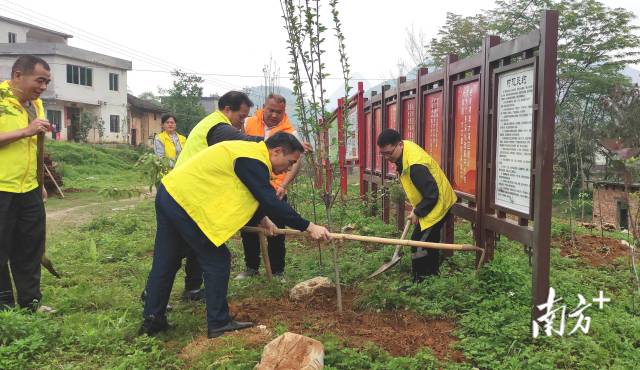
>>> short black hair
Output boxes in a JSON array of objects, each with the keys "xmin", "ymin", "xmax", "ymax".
[
  {"xmin": 265, "ymin": 132, "xmax": 304, "ymax": 154},
  {"xmin": 161, "ymin": 113, "xmax": 177, "ymax": 124},
  {"xmin": 377, "ymin": 129, "xmax": 401, "ymax": 147},
  {"xmin": 218, "ymin": 91, "xmax": 254, "ymax": 111},
  {"xmin": 11, "ymin": 55, "xmax": 50, "ymax": 78},
  {"xmin": 266, "ymin": 93, "xmax": 286, "ymax": 105}
]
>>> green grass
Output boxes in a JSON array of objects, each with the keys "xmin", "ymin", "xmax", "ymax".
[
  {"xmin": 1, "ymin": 143, "xmax": 638, "ymax": 369},
  {"xmin": 47, "ymin": 140, "xmax": 146, "ymax": 190}
]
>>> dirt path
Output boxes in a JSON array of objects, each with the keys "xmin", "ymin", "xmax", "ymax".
[{"xmin": 46, "ymin": 193, "xmax": 153, "ymax": 233}]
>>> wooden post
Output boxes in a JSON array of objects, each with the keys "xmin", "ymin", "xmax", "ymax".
[
  {"xmin": 259, "ymin": 232, "xmax": 273, "ymax": 281},
  {"xmin": 44, "ymin": 164, "xmax": 64, "ymax": 198},
  {"xmin": 332, "ymin": 241, "xmax": 342, "ymax": 313}
]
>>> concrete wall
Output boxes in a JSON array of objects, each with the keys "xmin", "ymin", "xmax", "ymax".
[
  {"xmin": 0, "ymin": 54, "xmax": 129, "ymax": 144},
  {"xmin": 0, "ymin": 22, "xmax": 28, "ymax": 43}
]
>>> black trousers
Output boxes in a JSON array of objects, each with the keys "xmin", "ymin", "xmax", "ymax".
[
  {"xmin": 183, "ymin": 255, "xmax": 203, "ymax": 291},
  {"xmin": 144, "ymin": 185, "xmax": 231, "ymax": 329},
  {"xmin": 0, "ymin": 188, "xmax": 46, "ymax": 310},
  {"xmin": 154, "ymin": 180, "xmax": 202, "ymax": 291},
  {"xmin": 240, "ymin": 196, "xmax": 287, "ymax": 274},
  {"xmin": 410, "ymin": 215, "xmax": 447, "ymax": 282}
]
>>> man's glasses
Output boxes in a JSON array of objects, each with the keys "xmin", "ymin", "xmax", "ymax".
[{"xmin": 379, "ymin": 143, "xmax": 399, "ymax": 157}]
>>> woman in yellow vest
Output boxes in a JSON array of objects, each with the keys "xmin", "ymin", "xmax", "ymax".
[
  {"xmin": 377, "ymin": 129, "xmax": 457, "ymax": 283},
  {"xmin": 140, "ymin": 132, "xmax": 331, "ymax": 338},
  {"xmin": 154, "ymin": 114, "xmax": 186, "ymax": 168}
]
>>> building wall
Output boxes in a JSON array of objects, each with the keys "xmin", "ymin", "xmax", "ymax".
[
  {"xmin": 592, "ymin": 186, "xmax": 640, "ymax": 230},
  {"xmin": 26, "ymin": 29, "xmax": 67, "ymax": 44},
  {"xmin": 129, "ymin": 110, "xmax": 163, "ymax": 148},
  {"xmin": 0, "ymin": 22, "xmax": 28, "ymax": 43},
  {"xmin": 0, "ymin": 54, "xmax": 129, "ymax": 143}
]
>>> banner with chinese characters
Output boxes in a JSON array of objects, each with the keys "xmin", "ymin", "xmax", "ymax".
[
  {"xmin": 402, "ymin": 98, "xmax": 416, "ymax": 142},
  {"xmin": 365, "ymin": 111, "xmax": 372, "ymax": 170},
  {"xmin": 424, "ymin": 92, "xmax": 443, "ymax": 165},
  {"xmin": 374, "ymin": 107, "xmax": 382, "ymax": 172},
  {"xmin": 346, "ymin": 107, "xmax": 358, "ymax": 160},
  {"xmin": 453, "ymin": 81, "xmax": 479, "ymax": 197},
  {"xmin": 387, "ymin": 103, "xmax": 397, "ymax": 175}
]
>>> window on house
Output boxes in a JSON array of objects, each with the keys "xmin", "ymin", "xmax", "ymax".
[
  {"xmin": 109, "ymin": 73, "xmax": 119, "ymax": 91},
  {"xmin": 46, "ymin": 110, "xmax": 62, "ymax": 131},
  {"xmin": 110, "ymin": 115, "xmax": 120, "ymax": 133},
  {"xmin": 8, "ymin": 32, "xmax": 16, "ymax": 43},
  {"xmin": 66, "ymin": 64, "xmax": 93, "ymax": 86}
]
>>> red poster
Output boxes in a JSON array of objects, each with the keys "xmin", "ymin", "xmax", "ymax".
[
  {"xmin": 374, "ymin": 108, "xmax": 382, "ymax": 172},
  {"xmin": 365, "ymin": 111, "xmax": 372, "ymax": 170},
  {"xmin": 387, "ymin": 103, "xmax": 397, "ymax": 130},
  {"xmin": 386, "ymin": 103, "xmax": 397, "ymax": 175},
  {"xmin": 402, "ymin": 98, "xmax": 416, "ymax": 142},
  {"xmin": 424, "ymin": 92, "xmax": 443, "ymax": 165},
  {"xmin": 453, "ymin": 81, "xmax": 480, "ymax": 196}
]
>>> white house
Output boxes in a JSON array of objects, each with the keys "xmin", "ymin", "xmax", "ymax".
[{"xmin": 0, "ymin": 16, "xmax": 132, "ymax": 143}]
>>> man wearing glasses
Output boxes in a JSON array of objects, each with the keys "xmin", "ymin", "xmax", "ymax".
[{"xmin": 377, "ymin": 129, "xmax": 456, "ymax": 283}]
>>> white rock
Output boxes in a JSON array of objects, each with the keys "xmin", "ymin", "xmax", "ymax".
[
  {"xmin": 254, "ymin": 332, "xmax": 324, "ymax": 370},
  {"xmin": 289, "ymin": 277, "xmax": 333, "ymax": 301}
]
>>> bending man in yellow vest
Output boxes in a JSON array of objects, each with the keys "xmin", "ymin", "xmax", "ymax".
[
  {"xmin": 175, "ymin": 91, "xmax": 259, "ymax": 168},
  {"xmin": 140, "ymin": 132, "xmax": 331, "ymax": 338},
  {"xmin": 0, "ymin": 56, "xmax": 51, "ymax": 311},
  {"xmin": 236, "ymin": 94, "xmax": 302, "ymax": 282},
  {"xmin": 377, "ymin": 129, "xmax": 457, "ymax": 283},
  {"xmin": 154, "ymin": 113, "xmax": 186, "ymax": 168},
  {"xmin": 142, "ymin": 91, "xmax": 259, "ymax": 303}
]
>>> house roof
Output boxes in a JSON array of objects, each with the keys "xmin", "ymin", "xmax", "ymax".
[
  {"xmin": 0, "ymin": 16, "xmax": 73, "ymax": 39},
  {"xmin": 0, "ymin": 42, "xmax": 132, "ymax": 70},
  {"xmin": 128, "ymin": 94, "xmax": 166, "ymax": 113},
  {"xmin": 591, "ymin": 180, "xmax": 640, "ymax": 191}
]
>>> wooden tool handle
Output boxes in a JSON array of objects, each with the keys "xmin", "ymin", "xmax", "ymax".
[{"xmin": 241, "ymin": 226, "xmax": 481, "ymax": 251}]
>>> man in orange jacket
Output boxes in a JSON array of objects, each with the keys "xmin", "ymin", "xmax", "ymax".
[{"xmin": 235, "ymin": 94, "xmax": 303, "ymax": 282}]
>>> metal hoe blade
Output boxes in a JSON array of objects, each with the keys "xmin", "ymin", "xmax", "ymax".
[{"xmin": 368, "ymin": 220, "xmax": 411, "ymax": 278}]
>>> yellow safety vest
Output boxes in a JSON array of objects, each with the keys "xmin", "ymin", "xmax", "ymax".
[
  {"xmin": 162, "ymin": 140, "xmax": 273, "ymax": 246},
  {"xmin": 156, "ymin": 130, "xmax": 186, "ymax": 160},
  {"xmin": 399, "ymin": 140, "xmax": 457, "ymax": 230},
  {"xmin": 175, "ymin": 110, "xmax": 230, "ymax": 167},
  {"xmin": 0, "ymin": 80, "xmax": 45, "ymax": 193}
]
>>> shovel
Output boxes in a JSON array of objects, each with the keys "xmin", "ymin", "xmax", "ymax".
[{"xmin": 368, "ymin": 220, "xmax": 411, "ymax": 278}]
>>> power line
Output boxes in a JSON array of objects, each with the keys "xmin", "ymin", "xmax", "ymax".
[{"xmin": 0, "ymin": 2, "xmax": 244, "ymax": 91}]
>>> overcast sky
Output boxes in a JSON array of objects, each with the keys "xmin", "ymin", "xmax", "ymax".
[{"xmin": 1, "ymin": 0, "xmax": 638, "ymax": 98}]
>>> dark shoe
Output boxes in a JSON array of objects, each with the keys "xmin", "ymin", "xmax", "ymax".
[
  {"xmin": 272, "ymin": 272, "xmax": 286, "ymax": 283},
  {"xmin": 207, "ymin": 320, "xmax": 254, "ymax": 338},
  {"xmin": 181, "ymin": 289, "xmax": 205, "ymax": 301},
  {"xmin": 397, "ymin": 283, "xmax": 414, "ymax": 293},
  {"xmin": 139, "ymin": 315, "xmax": 171, "ymax": 336},
  {"xmin": 234, "ymin": 268, "xmax": 258, "ymax": 280}
]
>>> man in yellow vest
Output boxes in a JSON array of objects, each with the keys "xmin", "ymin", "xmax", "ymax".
[
  {"xmin": 377, "ymin": 129, "xmax": 457, "ymax": 282},
  {"xmin": 142, "ymin": 91, "xmax": 259, "ymax": 303},
  {"xmin": 140, "ymin": 132, "xmax": 330, "ymax": 338},
  {"xmin": 0, "ymin": 56, "xmax": 51, "ymax": 311},
  {"xmin": 237, "ymin": 94, "xmax": 302, "ymax": 282},
  {"xmin": 175, "ymin": 91, "xmax": 259, "ymax": 168}
]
